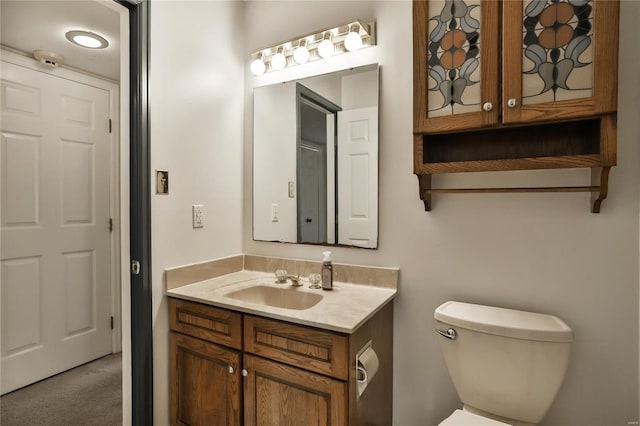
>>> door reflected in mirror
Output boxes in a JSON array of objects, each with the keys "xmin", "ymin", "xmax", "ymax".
[{"xmin": 253, "ymin": 64, "xmax": 379, "ymax": 248}]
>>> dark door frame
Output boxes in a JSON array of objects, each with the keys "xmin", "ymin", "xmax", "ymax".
[
  {"xmin": 295, "ymin": 83, "xmax": 341, "ymax": 244},
  {"xmin": 115, "ymin": 0, "xmax": 152, "ymax": 424}
]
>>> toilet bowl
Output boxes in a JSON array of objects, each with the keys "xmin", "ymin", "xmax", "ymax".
[{"xmin": 434, "ymin": 301, "xmax": 573, "ymax": 426}]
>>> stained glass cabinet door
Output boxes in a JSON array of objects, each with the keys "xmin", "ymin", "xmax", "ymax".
[
  {"xmin": 413, "ymin": 0, "xmax": 499, "ymax": 134},
  {"xmin": 502, "ymin": 0, "xmax": 619, "ymax": 124}
]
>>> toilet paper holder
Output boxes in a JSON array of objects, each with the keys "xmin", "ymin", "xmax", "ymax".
[
  {"xmin": 355, "ymin": 340, "xmax": 379, "ymax": 398},
  {"xmin": 356, "ymin": 366, "xmax": 368, "ymax": 383}
]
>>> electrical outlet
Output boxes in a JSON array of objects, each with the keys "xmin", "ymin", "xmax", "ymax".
[
  {"xmin": 288, "ymin": 181, "xmax": 295, "ymax": 198},
  {"xmin": 192, "ymin": 204, "xmax": 204, "ymax": 228},
  {"xmin": 271, "ymin": 203, "xmax": 279, "ymax": 222}
]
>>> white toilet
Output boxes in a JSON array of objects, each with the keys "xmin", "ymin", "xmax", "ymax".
[{"xmin": 434, "ymin": 301, "xmax": 573, "ymax": 426}]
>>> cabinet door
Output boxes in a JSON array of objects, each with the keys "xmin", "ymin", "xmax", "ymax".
[
  {"xmin": 243, "ymin": 354, "xmax": 347, "ymax": 426},
  {"xmin": 413, "ymin": 0, "xmax": 499, "ymax": 133},
  {"xmin": 503, "ymin": 0, "xmax": 619, "ymax": 124},
  {"xmin": 170, "ymin": 332, "xmax": 242, "ymax": 426}
]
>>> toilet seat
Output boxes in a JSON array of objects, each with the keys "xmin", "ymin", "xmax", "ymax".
[{"xmin": 440, "ymin": 409, "xmax": 511, "ymax": 426}]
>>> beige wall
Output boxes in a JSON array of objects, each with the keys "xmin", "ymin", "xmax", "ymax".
[
  {"xmin": 150, "ymin": 1, "xmax": 245, "ymax": 424},
  {"xmin": 150, "ymin": 1, "xmax": 640, "ymax": 424},
  {"xmin": 243, "ymin": 1, "xmax": 640, "ymax": 425}
]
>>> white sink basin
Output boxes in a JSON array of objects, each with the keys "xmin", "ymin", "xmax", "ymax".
[{"xmin": 225, "ymin": 285, "xmax": 323, "ymax": 310}]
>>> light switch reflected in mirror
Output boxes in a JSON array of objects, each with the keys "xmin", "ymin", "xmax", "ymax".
[{"xmin": 253, "ymin": 64, "xmax": 379, "ymax": 248}]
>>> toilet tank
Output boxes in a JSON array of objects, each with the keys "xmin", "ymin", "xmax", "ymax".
[{"xmin": 435, "ymin": 301, "xmax": 573, "ymax": 424}]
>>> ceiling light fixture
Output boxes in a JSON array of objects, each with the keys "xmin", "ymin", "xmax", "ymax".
[
  {"xmin": 249, "ymin": 20, "xmax": 375, "ymax": 75},
  {"xmin": 65, "ymin": 30, "xmax": 109, "ymax": 49}
]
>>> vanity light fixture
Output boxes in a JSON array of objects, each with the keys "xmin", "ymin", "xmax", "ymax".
[
  {"xmin": 344, "ymin": 24, "xmax": 363, "ymax": 52},
  {"xmin": 250, "ymin": 52, "xmax": 266, "ymax": 75},
  {"xmin": 293, "ymin": 39, "xmax": 310, "ymax": 65},
  {"xmin": 249, "ymin": 20, "xmax": 375, "ymax": 75},
  {"xmin": 270, "ymin": 46, "xmax": 287, "ymax": 71},
  {"xmin": 65, "ymin": 30, "xmax": 109, "ymax": 49},
  {"xmin": 317, "ymin": 32, "xmax": 335, "ymax": 59}
]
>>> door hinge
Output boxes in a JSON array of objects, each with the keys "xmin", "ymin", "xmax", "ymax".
[
  {"xmin": 108, "ymin": 218, "xmax": 113, "ymax": 232},
  {"xmin": 131, "ymin": 260, "xmax": 141, "ymax": 275},
  {"xmin": 110, "ymin": 316, "xmax": 114, "ymax": 330},
  {"xmin": 108, "ymin": 118, "xmax": 112, "ymax": 133}
]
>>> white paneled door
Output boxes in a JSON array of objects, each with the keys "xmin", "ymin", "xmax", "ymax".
[
  {"xmin": 1, "ymin": 61, "xmax": 112, "ymax": 394},
  {"xmin": 337, "ymin": 107, "xmax": 378, "ymax": 248}
]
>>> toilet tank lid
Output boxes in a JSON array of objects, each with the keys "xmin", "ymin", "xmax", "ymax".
[{"xmin": 434, "ymin": 301, "xmax": 573, "ymax": 342}]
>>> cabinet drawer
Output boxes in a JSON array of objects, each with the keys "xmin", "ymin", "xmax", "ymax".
[
  {"xmin": 244, "ymin": 315, "xmax": 348, "ymax": 380},
  {"xmin": 169, "ymin": 298, "xmax": 242, "ymax": 350}
]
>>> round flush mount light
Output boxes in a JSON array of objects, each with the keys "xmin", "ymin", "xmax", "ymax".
[{"xmin": 65, "ymin": 30, "xmax": 109, "ymax": 49}]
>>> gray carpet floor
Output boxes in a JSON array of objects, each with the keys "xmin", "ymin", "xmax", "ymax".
[{"xmin": 0, "ymin": 353, "xmax": 122, "ymax": 426}]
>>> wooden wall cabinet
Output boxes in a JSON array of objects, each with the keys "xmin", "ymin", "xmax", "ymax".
[
  {"xmin": 413, "ymin": 0, "xmax": 620, "ymax": 212},
  {"xmin": 169, "ymin": 298, "xmax": 393, "ymax": 426}
]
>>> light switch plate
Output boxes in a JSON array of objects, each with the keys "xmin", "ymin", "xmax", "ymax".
[
  {"xmin": 271, "ymin": 203, "xmax": 278, "ymax": 222},
  {"xmin": 288, "ymin": 181, "xmax": 295, "ymax": 198},
  {"xmin": 192, "ymin": 204, "xmax": 204, "ymax": 228}
]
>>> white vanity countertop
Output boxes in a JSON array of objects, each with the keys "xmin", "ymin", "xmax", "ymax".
[{"xmin": 166, "ymin": 270, "xmax": 397, "ymax": 334}]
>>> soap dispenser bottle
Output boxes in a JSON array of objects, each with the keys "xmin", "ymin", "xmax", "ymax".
[{"xmin": 321, "ymin": 251, "xmax": 333, "ymax": 290}]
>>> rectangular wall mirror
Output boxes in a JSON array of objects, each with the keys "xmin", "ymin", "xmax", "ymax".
[{"xmin": 253, "ymin": 64, "xmax": 379, "ymax": 248}]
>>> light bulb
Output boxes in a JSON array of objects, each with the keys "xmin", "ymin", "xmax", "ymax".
[
  {"xmin": 250, "ymin": 56, "xmax": 266, "ymax": 75},
  {"xmin": 318, "ymin": 35, "xmax": 334, "ymax": 59},
  {"xmin": 344, "ymin": 25, "xmax": 363, "ymax": 52},
  {"xmin": 293, "ymin": 40, "xmax": 310, "ymax": 65},
  {"xmin": 65, "ymin": 30, "xmax": 109, "ymax": 49},
  {"xmin": 74, "ymin": 35, "xmax": 102, "ymax": 48},
  {"xmin": 271, "ymin": 47, "xmax": 287, "ymax": 71}
]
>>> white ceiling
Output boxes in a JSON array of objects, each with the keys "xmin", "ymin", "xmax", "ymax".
[{"xmin": 1, "ymin": 0, "xmax": 121, "ymax": 81}]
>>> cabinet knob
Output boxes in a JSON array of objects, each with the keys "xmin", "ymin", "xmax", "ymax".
[
  {"xmin": 228, "ymin": 366, "xmax": 235, "ymax": 374},
  {"xmin": 507, "ymin": 98, "xmax": 518, "ymax": 108},
  {"xmin": 241, "ymin": 369, "xmax": 248, "ymax": 377},
  {"xmin": 482, "ymin": 102, "xmax": 493, "ymax": 112}
]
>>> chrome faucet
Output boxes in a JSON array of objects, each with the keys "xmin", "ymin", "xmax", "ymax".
[{"xmin": 287, "ymin": 274, "xmax": 303, "ymax": 287}]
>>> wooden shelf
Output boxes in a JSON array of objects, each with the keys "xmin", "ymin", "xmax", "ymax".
[
  {"xmin": 413, "ymin": 115, "xmax": 616, "ymax": 213},
  {"xmin": 417, "ymin": 167, "xmax": 611, "ymax": 213}
]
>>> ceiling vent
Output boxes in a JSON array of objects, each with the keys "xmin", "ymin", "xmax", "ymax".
[{"xmin": 33, "ymin": 50, "xmax": 64, "ymax": 68}]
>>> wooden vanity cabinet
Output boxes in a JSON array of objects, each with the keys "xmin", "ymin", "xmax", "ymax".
[
  {"xmin": 243, "ymin": 354, "xmax": 347, "ymax": 425},
  {"xmin": 170, "ymin": 333, "xmax": 242, "ymax": 426},
  {"xmin": 169, "ymin": 299, "xmax": 243, "ymax": 426},
  {"xmin": 241, "ymin": 314, "xmax": 349, "ymax": 425},
  {"xmin": 413, "ymin": 0, "xmax": 620, "ymax": 212},
  {"xmin": 169, "ymin": 297, "xmax": 393, "ymax": 426}
]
